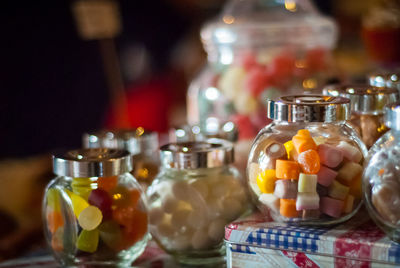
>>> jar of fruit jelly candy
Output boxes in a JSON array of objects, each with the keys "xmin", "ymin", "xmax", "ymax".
[
  {"xmin": 323, "ymin": 84, "xmax": 399, "ymax": 148},
  {"xmin": 83, "ymin": 128, "xmax": 159, "ymax": 189},
  {"xmin": 147, "ymin": 139, "xmax": 250, "ymax": 264},
  {"xmin": 247, "ymin": 95, "xmax": 368, "ymax": 225},
  {"xmin": 364, "ymin": 102, "xmax": 400, "ymax": 242},
  {"xmin": 43, "ymin": 148, "xmax": 149, "ymax": 267},
  {"xmin": 187, "ymin": 0, "xmax": 337, "ymax": 144}
]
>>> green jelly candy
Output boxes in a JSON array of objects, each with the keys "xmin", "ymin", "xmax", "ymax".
[
  {"xmin": 46, "ymin": 188, "xmax": 61, "ymax": 212},
  {"xmin": 70, "ymin": 192, "xmax": 89, "ymax": 218},
  {"xmin": 72, "ymin": 178, "xmax": 93, "ymax": 200},
  {"xmin": 76, "ymin": 229, "xmax": 99, "ymax": 253},
  {"xmin": 98, "ymin": 221, "xmax": 122, "ymax": 250}
]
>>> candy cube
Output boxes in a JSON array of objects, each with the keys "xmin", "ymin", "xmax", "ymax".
[
  {"xmin": 328, "ymin": 180, "xmax": 349, "ymax": 201},
  {"xmin": 298, "ymin": 173, "xmax": 317, "ymax": 193},
  {"xmin": 280, "ymin": 199, "xmax": 299, "ymax": 218},
  {"xmin": 296, "ymin": 193, "xmax": 319, "ymax": 210},
  {"xmin": 265, "ymin": 142, "xmax": 287, "ymax": 160},
  {"xmin": 336, "ymin": 141, "xmax": 362, "ymax": 163},
  {"xmin": 257, "ymin": 169, "xmax": 277, "ymax": 194},
  {"xmin": 274, "ymin": 179, "xmax": 298, "ymax": 199},
  {"xmin": 337, "ymin": 162, "xmax": 363, "ymax": 186},
  {"xmin": 292, "ymin": 130, "xmax": 317, "ymax": 154},
  {"xmin": 318, "ymin": 144, "xmax": 343, "ymax": 168},
  {"xmin": 320, "ymin": 197, "xmax": 344, "ymax": 218},
  {"xmin": 259, "ymin": 193, "xmax": 280, "ymax": 214},
  {"xmin": 297, "ymin": 150, "xmax": 320, "ymax": 174},
  {"xmin": 276, "ymin": 160, "xmax": 300, "ymax": 179},
  {"xmin": 343, "ymin": 194, "xmax": 354, "ymax": 214},
  {"xmin": 302, "ymin": 209, "xmax": 321, "ymax": 219},
  {"xmin": 317, "ymin": 166, "xmax": 337, "ymax": 187}
]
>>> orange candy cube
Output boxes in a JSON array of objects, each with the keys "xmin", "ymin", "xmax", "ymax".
[
  {"xmin": 297, "ymin": 149, "xmax": 320, "ymax": 174},
  {"xmin": 280, "ymin": 199, "xmax": 299, "ymax": 218},
  {"xmin": 276, "ymin": 160, "xmax": 300, "ymax": 180}
]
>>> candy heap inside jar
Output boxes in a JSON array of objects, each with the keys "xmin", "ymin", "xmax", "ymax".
[
  {"xmin": 45, "ymin": 176, "xmax": 148, "ymax": 254},
  {"xmin": 249, "ymin": 129, "xmax": 363, "ymax": 221},
  {"xmin": 215, "ymin": 48, "xmax": 329, "ymax": 140},
  {"xmin": 148, "ymin": 172, "xmax": 247, "ymax": 252}
]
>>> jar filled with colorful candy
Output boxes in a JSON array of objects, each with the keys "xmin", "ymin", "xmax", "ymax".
[
  {"xmin": 43, "ymin": 148, "xmax": 149, "ymax": 267},
  {"xmin": 187, "ymin": 0, "xmax": 337, "ymax": 143},
  {"xmin": 147, "ymin": 139, "xmax": 250, "ymax": 264},
  {"xmin": 83, "ymin": 128, "xmax": 159, "ymax": 189},
  {"xmin": 363, "ymin": 102, "xmax": 400, "ymax": 242},
  {"xmin": 323, "ymin": 84, "xmax": 399, "ymax": 148},
  {"xmin": 247, "ymin": 95, "xmax": 367, "ymax": 225}
]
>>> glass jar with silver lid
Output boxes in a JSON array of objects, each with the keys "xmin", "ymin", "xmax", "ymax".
[
  {"xmin": 248, "ymin": 95, "xmax": 367, "ymax": 225},
  {"xmin": 369, "ymin": 71, "xmax": 400, "ymax": 91},
  {"xmin": 43, "ymin": 148, "xmax": 149, "ymax": 267},
  {"xmin": 364, "ymin": 102, "xmax": 400, "ymax": 242},
  {"xmin": 147, "ymin": 139, "xmax": 250, "ymax": 265},
  {"xmin": 83, "ymin": 128, "xmax": 159, "ymax": 188},
  {"xmin": 323, "ymin": 84, "xmax": 399, "ymax": 148}
]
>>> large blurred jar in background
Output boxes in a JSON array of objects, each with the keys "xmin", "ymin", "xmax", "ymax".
[{"xmin": 187, "ymin": 0, "xmax": 338, "ymax": 146}]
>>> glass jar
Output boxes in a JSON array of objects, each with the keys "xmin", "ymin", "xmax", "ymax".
[
  {"xmin": 83, "ymin": 128, "xmax": 159, "ymax": 189},
  {"xmin": 247, "ymin": 95, "xmax": 367, "ymax": 225},
  {"xmin": 323, "ymin": 84, "xmax": 399, "ymax": 148},
  {"xmin": 147, "ymin": 139, "xmax": 250, "ymax": 265},
  {"xmin": 43, "ymin": 148, "xmax": 149, "ymax": 267},
  {"xmin": 187, "ymin": 0, "xmax": 337, "ymax": 143},
  {"xmin": 369, "ymin": 71, "xmax": 400, "ymax": 92},
  {"xmin": 363, "ymin": 102, "xmax": 400, "ymax": 242}
]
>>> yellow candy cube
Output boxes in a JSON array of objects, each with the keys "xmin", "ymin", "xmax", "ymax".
[{"xmin": 256, "ymin": 169, "xmax": 277, "ymax": 194}]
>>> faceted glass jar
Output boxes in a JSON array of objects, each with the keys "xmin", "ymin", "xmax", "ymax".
[
  {"xmin": 324, "ymin": 84, "xmax": 399, "ymax": 148},
  {"xmin": 247, "ymin": 95, "xmax": 367, "ymax": 225},
  {"xmin": 363, "ymin": 102, "xmax": 400, "ymax": 242},
  {"xmin": 147, "ymin": 140, "xmax": 250, "ymax": 265},
  {"xmin": 83, "ymin": 128, "xmax": 159, "ymax": 189},
  {"xmin": 43, "ymin": 149, "xmax": 149, "ymax": 267},
  {"xmin": 187, "ymin": 0, "xmax": 337, "ymax": 143}
]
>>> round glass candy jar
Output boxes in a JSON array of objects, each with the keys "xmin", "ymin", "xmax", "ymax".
[
  {"xmin": 83, "ymin": 128, "xmax": 159, "ymax": 189},
  {"xmin": 364, "ymin": 102, "xmax": 400, "ymax": 242},
  {"xmin": 247, "ymin": 95, "xmax": 367, "ymax": 225},
  {"xmin": 187, "ymin": 0, "xmax": 337, "ymax": 142},
  {"xmin": 147, "ymin": 140, "xmax": 250, "ymax": 265},
  {"xmin": 324, "ymin": 84, "xmax": 399, "ymax": 148},
  {"xmin": 43, "ymin": 148, "xmax": 149, "ymax": 267}
]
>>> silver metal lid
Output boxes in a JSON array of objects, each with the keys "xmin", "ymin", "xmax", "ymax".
[
  {"xmin": 323, "ymin": 84, "xmax": 399, "ymax": 115},
  {"xmin": 267, "ymin": 95, "xmax": 350, "ymax": 122},
  {"xmin": 385, "ymin": 102, "xmax": 400, "ymax": 131},
  {"xmin": 369, "ymin": 72, "xmax": 400, "ymax": 91},
  {"xmin": 160, "ymin": 139, "xmax": 234, "ymax": 169},
  {"xmin": 83, "ymin": 128, "xmax": 159, "ymax": 156},
  {"xmin": 169, "ymin": 122, "xmax": 238, "ymax": 143},
  {"xmin": 53, "ymin": 148, "xmax": 132, "ymax": 177}
]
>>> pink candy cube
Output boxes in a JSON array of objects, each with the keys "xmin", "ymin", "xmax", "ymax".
[
  {"xmin": 317, "ymin": 166, "xmax": 337, "ymax": 187},
  {"xmin": 320, "ymin": 197, "xmax": 344, "ymax": 218},
  {"xmin": 296, "ymin": 193, "xmax": 319, "ymax": 210},
  {"xmin": 336, "ymin": 141, "xmax": 362, "ymax": 163},
  {"xmin": 318, "ymin": 144, "xmax": 343, "ymax": 168}
]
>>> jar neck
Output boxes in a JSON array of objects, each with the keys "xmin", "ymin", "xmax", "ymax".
[{"xmin": 161, "ymin": 165, "xmax": 230, "ymax": 177}]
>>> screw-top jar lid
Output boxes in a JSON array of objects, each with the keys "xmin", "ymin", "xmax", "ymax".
[
  {"xmin": 323, "ymin": 84, "xmax": 399, "ymax": 115},
  {"xmin": 160, "ymin": 139, "xmax": 234, "ymax": 169},
  {"xmin": 53, "ymin": 148, "xmax": 132, "ymax": 177},
  {"xmin": 369, "ymin": 71, "xmax": 400, "ymax": 90},
  {"xmin": 169, "ymin": 123, "xmax": 238, "ymax": 143},
  {"xmin": 83, "ymin": 128, "xmax": 158, "ymax": 156},
  {"xmin": 267, "ymin": 95, "xmax": 350, "ymax": 122},
  {"xmin": 385, "ymin": 102, "xmax": 400, "ymax": 131}
]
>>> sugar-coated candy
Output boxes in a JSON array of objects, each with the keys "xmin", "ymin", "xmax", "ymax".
[
  {"xmin": 47, "ymin": 210, "xmax": 64, "ymax": 234},
  {"xmin": 328, "ymin": 180, "xmax": 349, "ymax": 201},
  {"xmin": 70, "ymin": 192, "xmax": 89, "ymax": 218},
  {"xmin": 298, "ymin": 173, "xmax": 317, "ymax": 193},
  {"xmin": 320, "ymin": 197, "xmax": 344, "ymax": 218},
  {"xmin": 191, "ymin": 228, "xmax": 212, "ymax": 250},
  {"xmin": 317, "ymin": 166, "xmax": 337, "ymax": 187},
  {"xmin": 257, "ymin": 169, "xmax": 277, "ymax": 194},
  {"xmin": 297, "ymin": 150, "xmax": 320, "ymax": 174},
  {"xmin": 276, "ymin": 160, "xmax": 300, "ymax": 179},
  {"xmin": 259, "ymin": 194, "xmax": 280, "ymax": 214},
  {"xmin": 274, "ymin": 179, "xmax": 298, "ymax": 199},
  {"xmin": 280, "ymin": 199, "xmax": 299, "ymax": 218},
  {"xmin": 76, "ymin": 229, "xmax": 99, "ymax": 253},
  {"xmin": 343, "ymin": 194, "xmax": 354, "ymax": 214},
  {"xmin": 208, "ymin": 218, "xmax": 226, "ymax": 241},
  {"xmin": 78, "ymin": 205, "xmax": 103, "ymax": 230},
  {"xmin": 318, "ymin": 144, "xmax": 343, "ymax": 168},
  {"xmin": 97, "ymin": 176, "xmax": 118, "ymax": 192},
  {"xmin": 265, "ymin": 142, "xmax": 286, "ymax": 160},
  {"xmin": 46, "ymin": 188, "xmax": 61, "ymax": 212},
  {"xmin": 372, "ymin": 182, "xmax": 400, "ymax": 225},
  {"xmin": 296, "ymin": 192, "xmax": 319, "ymax": 210},
  {"xmin": 292, "ymin": 130, "xmax": 317, "ymax": 154},
  {"xmin": 98, "ymin": 221, "xmax": 122, "ymax": 250},
  {"xmin": 336, "ymin": 141, "xmax": 362, "ymax": 163},
  {"xmin": 88, "ymin": 189, "xmax": 112, "ymax": 220},
  {"xmin": 337, "ymin": 162, "xmax": 363, "ymax": 186}
]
